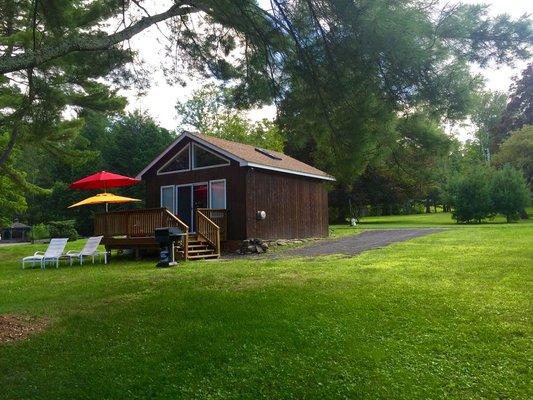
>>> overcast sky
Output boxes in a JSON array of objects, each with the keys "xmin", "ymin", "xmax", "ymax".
[{"xmin": 120, "ymin": 0, "xmax": 531, "ymax": 140}]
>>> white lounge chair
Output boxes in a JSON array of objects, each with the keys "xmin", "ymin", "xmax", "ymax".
[
  {"xmin": 22, "ymin": 238, "xmax": 68, "ymax": 269},
  {"xmin": 65, "ymin": 236, "xmax": 107, "ymax": 266}
]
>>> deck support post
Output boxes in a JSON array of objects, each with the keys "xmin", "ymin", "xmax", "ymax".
[{"xmin": 183, "ymin": 234, "xmax": 189, "ymax": 260}]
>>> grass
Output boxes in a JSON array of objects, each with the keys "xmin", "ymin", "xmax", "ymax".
[
  {"xmin": 330, "ymin": 209, "xmax": 533, "ymax": 236},
  {"xmin": 0, "ymin": 217, "xmax": 532, "ymax": 399}
]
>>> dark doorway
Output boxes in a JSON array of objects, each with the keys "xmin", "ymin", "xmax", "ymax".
[{"xmin": 176, "ymin": 183, "xmax": 208, "ymax": 232}]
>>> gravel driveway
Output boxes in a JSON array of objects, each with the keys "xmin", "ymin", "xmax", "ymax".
[{"xmin": 279, "ymin": 229, "xmax": 444, "ymax": 258}]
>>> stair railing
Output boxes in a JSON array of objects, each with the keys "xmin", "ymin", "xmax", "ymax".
[
  {"xmin": 195, "ymin": 209, "xmax": 220, "ymax": 257},
  {"xmin": 196, "ymin": 208, "xmax": 227, "ymax": 241},
  {"xmin": 163, "ymin": 209, "xmax": 189, "ymax": 260}
]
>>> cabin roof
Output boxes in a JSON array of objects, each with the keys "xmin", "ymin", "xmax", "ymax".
[{"xmin": 137, "ymin": 131, "xmax": 335, "ymax": 181}]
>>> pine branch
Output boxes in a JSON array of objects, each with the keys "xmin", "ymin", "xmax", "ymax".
[
  {"xmin": 0, "ymin": 2, "xmax": 195, "ymax": 74},
  {"xmin": 0, "ymin": 124, "xmax": 20, "ymax": 168}
]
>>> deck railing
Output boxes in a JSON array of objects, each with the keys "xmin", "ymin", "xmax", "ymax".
[
  {"xmin": 94, "ymin": 208, "xmax": 190, "ymax": 259},
  {"xmin": 93, "ymin": 207, "xmax": 229, "ymax": 259},
  {"xmin": 196, "ymin": 209, "xmax": 221, "ymax": 257},
  {"xmin": 94, "ymin": 207, "xmax": 189, "ymax": 238},
  {"xmin": 196, "ymin": 208, "xmax": 227, "ymax": 241}
]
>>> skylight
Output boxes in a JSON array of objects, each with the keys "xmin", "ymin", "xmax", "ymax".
[{"xmin": 255, "ymin": 147, "xmax": 282, "ymax": 160}]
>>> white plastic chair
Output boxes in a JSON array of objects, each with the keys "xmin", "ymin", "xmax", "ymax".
[
  {"xmin": 22, "ymin": 238, "xmax": 68, "ymax": 269},
  {"xmin": 65, "ymin": 236, "xmax": 107, "ymax": 266}
]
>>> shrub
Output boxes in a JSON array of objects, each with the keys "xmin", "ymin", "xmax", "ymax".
[
  {"xmin": 47, "ymin": 220, "xmax": 78, "ymax": 241},
  {"xmin": 413, "ymin": 203, "xmax": 425, "ymax": 214},
  {"xmin": 29, "ymin": 223, "xmax": 50, "ymax": 241},
  {"xmin": 448, "ymin": 168, "xmax": 494, "ymax": 223},
  {"xmin": 490, "ymin": 165, "xmax": 530, "ymax": 222}
]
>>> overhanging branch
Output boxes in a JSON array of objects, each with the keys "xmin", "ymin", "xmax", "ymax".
[{"xmin": 0, "ymin": 2, "xmax": 195, "ymax": 74}]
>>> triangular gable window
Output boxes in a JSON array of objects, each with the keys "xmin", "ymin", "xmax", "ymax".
[
  {"xmin": 192, "ymin": 144, "xmax": 229, "ymax": 169},
  {"xmin": 158, "ymin": 144, "xmax": 190, "ymax": 174}
]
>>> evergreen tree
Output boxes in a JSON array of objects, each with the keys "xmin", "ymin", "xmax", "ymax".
[
  {"xmin": 343, "ymin": 113, "xmax": 452, "ymax": 220},
  {"xmin": 277, "ymin": 1, "xmax": 531, "ymax": 182},
  {"xmin": 22, "ymin": 111, "xmax": 175, "ymax": 233},
  {"xmin": 490, "ymin": 165, "xmax": 530, "ymax": 222},
  {"xmin": 449, "ymin": 168, "xmax": 494, "ymax": 223}
]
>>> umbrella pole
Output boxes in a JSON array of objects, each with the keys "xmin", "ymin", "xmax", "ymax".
[{"xmin": 105, "ymin": 202, "xmax": 108, "ymax": 212}]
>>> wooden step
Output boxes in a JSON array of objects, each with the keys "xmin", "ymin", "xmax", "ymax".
[
  {"xmin": 188, "ymin": 249, "xmax": 216, "ymax": 254},
  {"xmin": 187, "ymin": 254, "xmax": 219, "ymax": 260},
  {"xmin": 188, "ymin": 242, "xmax": 211, "ymax": 247},
  {"xmin": 175, "ymin": 252, "xmax": 218, "ymax": 259},
  {"xmin": 174, "ymin": 236, "xmax": 219, "ymax": 260},
  {"xmin": 188, "ymin": 244, "xmax": 210, "ymax": 249}
]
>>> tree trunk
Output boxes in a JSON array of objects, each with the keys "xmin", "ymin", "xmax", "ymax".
[
  {"xmin": 336, "ymin": 207, "xmax": 347, "ymax": 224},
  {"xmin": 334, "ymin": 189, "xmax": 349, "ymax": 224},
  {"xmin": 425, "ymin": 198, "xmax": 431, "ymax": 214}
]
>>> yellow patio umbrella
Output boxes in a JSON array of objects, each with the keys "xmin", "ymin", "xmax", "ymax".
[{"xmin": 68, "ymin": 192, "xmax": 141, "ymax": 211}]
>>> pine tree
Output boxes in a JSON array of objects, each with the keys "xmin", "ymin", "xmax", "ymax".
[
  {"xmin": 449, "ymin": 168, "xmax": 494, "ymax": 223},
  {"xmin": 490, "ymin": 165, "xmax": 530, "ymax": 222}
]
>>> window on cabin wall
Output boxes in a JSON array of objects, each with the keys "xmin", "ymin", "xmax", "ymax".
[
  {"xmin": 159, "ymin": 144, "xmax": 190, "ymax": 173},
  {"xmin": 210, "ymin": 180, "xmax": 226, "ymax": 209},
  {"xmin": 161, "ymin": 186, "xmax": 175, "ymax": 213},
  {"xmin": 192, "ymin": 144, "xmax": 228, "ymax": 169}
]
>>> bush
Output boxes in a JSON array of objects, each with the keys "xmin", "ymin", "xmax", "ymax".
[
  {"xmin": 47, "ymin": 220, "xmax": 78, "ymax": 241},
  {"xmin": 413, "ymin": 203, "xmax": 425, "ymax": 214},
  {"xmin": 448, "ymin": 168, "xmax": 494, "ymax": 223},
  {"xmin": 29, "ymin": 223, "xmax": 50, "ymax": 241},
  {"xmin": 490, "ymin": 165, "xmax": 530, "ymax": 222},
  {"xmin": 447, "ymin": 165, "xmax": 531, "ymax": 223}
]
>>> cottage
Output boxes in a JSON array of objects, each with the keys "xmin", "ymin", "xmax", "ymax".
[{"xmin": 95, "ymin": 132, "xmax": 334, "ymax": 259}]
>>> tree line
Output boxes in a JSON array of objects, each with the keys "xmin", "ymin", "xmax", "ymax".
[{"xmin": 0, "ymin": 1, "xmax": 531, "ymax": 230}]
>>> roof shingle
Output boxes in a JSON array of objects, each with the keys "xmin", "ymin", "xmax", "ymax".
[{"xmin": 192, "ymin": 133, "xmax": 334, "ymax": 180}]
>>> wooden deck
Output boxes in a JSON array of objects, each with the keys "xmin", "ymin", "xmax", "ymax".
[{"xmin": 94, "ymin": 207, "xmax": 226, "ymax": 260}]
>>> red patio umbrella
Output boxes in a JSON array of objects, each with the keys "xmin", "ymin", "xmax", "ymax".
[{"xmin": 69, "ymin": 171, "xmax": 140, "ymax": 191}]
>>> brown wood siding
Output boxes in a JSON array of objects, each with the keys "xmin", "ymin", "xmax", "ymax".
[
  {"xmin": 143, "ymin": 137, "xmax": 247, "ymax": 240},
  {"xmin": 245, "ymin": 169, "xmax": 329, "ymax": 239}
]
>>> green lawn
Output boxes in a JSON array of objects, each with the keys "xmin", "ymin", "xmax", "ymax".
[
  {"xmin": 0, "ymin": 218, "xmax": 532, "ymax": 399},
  {"xmin": 330, "ymin": 210, "xmax": 532, "ymax": 236}
]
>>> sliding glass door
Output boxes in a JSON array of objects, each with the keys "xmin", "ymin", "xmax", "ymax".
[
  {"xmin": 162, "ymin": 180, "xmax": 226, "ymax": 232},
  {"xmin": 176, "ymin": 183, "xmax": 208, "ymax": 232},
  {"xmin": 176, "ymin": 185, "xmax": 192, "ymax": 230},
  {"xmin": 193, "ymin": 184, "xmax": 209, "ymax": 210}
]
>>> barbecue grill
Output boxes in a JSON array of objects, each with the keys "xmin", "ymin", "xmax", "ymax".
[{"xmin": 154, "ymin": 227, "xmax": 184, "ymax": 267}]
